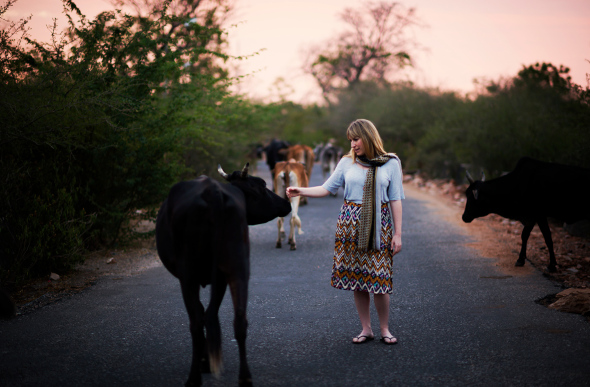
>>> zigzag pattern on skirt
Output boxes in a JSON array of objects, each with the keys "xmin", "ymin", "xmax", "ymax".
[{"xmin": 331, "ymin": 201, "xmax": 394, "ymax": 294}]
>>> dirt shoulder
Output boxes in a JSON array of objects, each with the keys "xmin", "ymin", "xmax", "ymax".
[
  {"xmin": 9, "ymin": 176, "xmax": 590, "ymax": 317},
  {"xmin": 11, "ymin": 240, "xmax": 161, "ymax": 316}
]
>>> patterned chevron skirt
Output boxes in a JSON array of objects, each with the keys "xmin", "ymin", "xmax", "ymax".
[{"xmin": 331, "ymin": 201, "xmax": 394, "ymax": 294}]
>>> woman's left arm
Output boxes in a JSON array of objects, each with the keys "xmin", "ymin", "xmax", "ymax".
[{"xmin": 389, "ymin": 200, "xmax": 402, "ymax": 255}]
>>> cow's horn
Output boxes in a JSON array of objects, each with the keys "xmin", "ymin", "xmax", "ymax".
[
  {"xmin": 480, "ymin": 172, "xmax": 486, "ymax": 182},
  {"xmin": 241, "ymin": 163, "xmax": 250, "ymax": 178},
  {"xmin": 465, "ymin": 170, "xmax": 475, "ymax": 184},
  {"xmin": 218, "ymin": 164, "xmax": 229, "ymax": 179}
]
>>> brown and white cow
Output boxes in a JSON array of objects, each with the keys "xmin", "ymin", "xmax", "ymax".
[
  {"xmin": 281, "ymin": 144, "xmax": 314, "ymax": 183},
  {"xmin": 280, "ymin": 145, "xmax": 314, "ymax": 205},
  {"xmin": 273, "ymin": 160, "xmax": 309, "ymax": 250}
]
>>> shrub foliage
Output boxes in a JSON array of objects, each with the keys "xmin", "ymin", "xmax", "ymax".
[{"xmin": 0, "ymin": 0, "xmax": 275, "ymax": 285}]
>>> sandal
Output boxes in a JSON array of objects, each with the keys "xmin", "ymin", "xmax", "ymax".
[
  {"xmin": 352, "ymin": 334, "xmax": 375, "ymax": 344},
  {"xmin": 380, "ymin": 336, "xmax": 398, "ymax": 345}
]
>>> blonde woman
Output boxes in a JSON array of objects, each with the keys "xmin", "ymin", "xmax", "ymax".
[{"xmin": 287, "ymin": 119, "xmax": 403, "ymax": 345}]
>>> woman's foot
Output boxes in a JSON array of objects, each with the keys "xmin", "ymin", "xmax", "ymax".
[
  {"xmin": 380, "ymin": 335, "xmax": 397, "ymax": 345},
  {"xmin": 380, "ymin": 329, "xmax": 397, "ymax": 345},
  {"xmin": 352, "ymin": 332, "xmax": 375, "ymax": 344}
]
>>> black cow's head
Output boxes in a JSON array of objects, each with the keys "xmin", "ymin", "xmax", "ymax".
[
  {"xmin": 462, "ymin": 170, "xmax": 488, "ymax": 223},
  {"xmin": 218, "ymin": 163, "xmax": 291, "ymax": 225}
]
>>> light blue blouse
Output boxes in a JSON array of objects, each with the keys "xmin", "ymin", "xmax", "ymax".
[{"xmin": 322, "ymin": 156, "xmax": 405, "ymax": 204}]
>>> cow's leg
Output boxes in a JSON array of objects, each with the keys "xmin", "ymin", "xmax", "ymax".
[
  {"xmin": 205, "ymin": 273, "xmax": 228, "ymax": 376},
  {"xmin": 228, "ymin": 278, "xmax": 252, "ymax": 387},
  {"xmin": 516, "ymin": 221, "xmax": 535, "ymax": 267},
  {"xmin": 289, "ymin": 215, "xmax": 297, "ymax": 250},
  {"xmin": 180, "ymin": 279, "xmax": 206, "ymax": 387},
  {"xmin": 289, "ymin": 214, "xmax": 303, "ymax": 250},
  {"xmin": 537, "ymin": 217, "xmax": 557, "ymax": 272},
  {"xmin": 276, "ymin": 217, "xmax": 283, "ymax": 248},
  {"xmin": 288, "ymin": 197, "xmax": 301, "ymax": 250},
  {"xmin": 279, "ymin": 217, "xmax": 285, "ymax": 239}
]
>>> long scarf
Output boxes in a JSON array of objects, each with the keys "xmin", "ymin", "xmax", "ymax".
[{"xmin": 357, "ymin": 153, "xmax": 399, "ymax": 252}]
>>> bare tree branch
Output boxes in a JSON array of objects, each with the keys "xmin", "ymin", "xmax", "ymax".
[{"xmin": 303, "ymin": 1, "xmax": 422, "ymax": 104}]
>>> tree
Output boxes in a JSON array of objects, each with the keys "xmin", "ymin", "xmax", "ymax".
[
  {"xmin": 109, "ymin": 0, "xmax": 233, "ymax": 79},
  {"xmin": 303, "ymin": 1, "xmax": 421, "ymax": 105}
]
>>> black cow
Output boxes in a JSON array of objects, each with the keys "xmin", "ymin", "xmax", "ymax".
[
  {"xmin": 155, "ymin": 163, "xmax": 291, "ymax": 386},
  {"xmin": 263, "ymin": 138, "xmax": 290, "ymax": 178},
  {"xmin": 462, "ymin": 157, "xmax": 590, "ymax": 272}
]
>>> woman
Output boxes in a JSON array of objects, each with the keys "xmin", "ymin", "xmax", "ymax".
[{"xmin": 286, "ymin": 119, "xmax": 403, "ymax": 345}]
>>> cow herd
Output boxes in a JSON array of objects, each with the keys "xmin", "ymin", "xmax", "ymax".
[{"xmin": 153, "ymin": 152, "xmax": 589, "ymax": 387}]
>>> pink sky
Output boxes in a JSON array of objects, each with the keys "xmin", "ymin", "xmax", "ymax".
[{"xmin": 6, "ymin": 0, "xmax": 590, "ymax": 104}]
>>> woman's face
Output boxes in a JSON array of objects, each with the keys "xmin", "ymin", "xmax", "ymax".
[{"xmin": 350, "ymin": 137, "xmax": 365, "ymax": 157}]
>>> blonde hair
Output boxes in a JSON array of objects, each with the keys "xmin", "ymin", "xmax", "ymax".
[{"xmin": 346, "ymin": 119, "xmax": 387, "ymax": 162}]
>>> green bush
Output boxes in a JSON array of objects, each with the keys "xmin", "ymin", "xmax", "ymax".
[
  {"xmin": 456, "ymin": 63, "xmax": 590, "ymax": 176},
  {"xmin": 0, "ymin": 1, "xmax": 240, "ymax": 285},
  {"xmin": 0, "ymin": 156, "xmax": 93, "ymax": 283}
]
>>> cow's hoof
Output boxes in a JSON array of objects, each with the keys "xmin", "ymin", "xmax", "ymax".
[
  {"xmin": 239, "ymin": 377, "xmax": 253, "ymax": 387},
  {"xmin": 276, "ymin": 242, "xmax": 282, "ymax": 249},
  {"xmin": 514, "ymin": 260, "xmax": 525, "ymax": 267},
  {"xmin": 290, "ymin": 245, "xmax": 297, "ymax": 250},
  {"xmin": 185, "ymin": 377, "xmax": 201, "ymax": 387},
  {"xmin": 200, "ymin": 357, "xmax": 210, "ymax": 373},
  {"xmin": 547, "ymin": 265, "xmax": 557, "ymax": 273}
]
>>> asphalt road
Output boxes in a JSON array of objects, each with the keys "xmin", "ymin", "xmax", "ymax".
[{"xmin": 1, "ymin": 162, "xmax": 590, "ymax": 387}]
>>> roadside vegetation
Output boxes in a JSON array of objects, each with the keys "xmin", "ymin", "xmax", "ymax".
[{"xmin": 1, "ymin": 0, "xmax": 588, "ymax": 288}]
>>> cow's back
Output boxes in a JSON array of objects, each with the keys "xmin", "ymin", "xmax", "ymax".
[
  {"xmin": 274, "ymin": 161, "xmax": 308, "ymax": 193},
  {"xmin": 511, "ymin": 157, "xmax": 590, "ymax": 222},
  {"xmin": 156, "ymin": 177, "xmax": 247, "ymax": 285}
]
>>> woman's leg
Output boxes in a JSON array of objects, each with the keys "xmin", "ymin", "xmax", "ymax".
[
  {"xmin": 374, "ymin": 293, "xmax": 395, "ymax": 342},
  {"xmin": 352, "ymin": 290, "xmax": 373, "ymax": 342}
]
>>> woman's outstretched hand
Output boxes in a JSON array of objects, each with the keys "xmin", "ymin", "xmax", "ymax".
[{"xmin": 286, "ymin": 187, "xmax": 300, "ymax": 199}]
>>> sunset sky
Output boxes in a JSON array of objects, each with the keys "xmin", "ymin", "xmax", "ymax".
[{"xmin": 6, "ymin": 0, "xmax": 590, "ymax": 104}]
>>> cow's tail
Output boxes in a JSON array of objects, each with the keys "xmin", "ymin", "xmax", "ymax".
[
  {"xmin": 205, "ymin": 300, "xmax": 224, "ymax": 378},
  {"xmin": 204, "ymin": 185, "xmax": 225, "ymax": 378},
  {"xmin": 208, "ymin": 338, "xmax": 223, "ymax": 377}
]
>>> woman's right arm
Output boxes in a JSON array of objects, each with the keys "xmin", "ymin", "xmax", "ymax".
[
  {"xmin": 286, "ymin": 186, "xmax": 330, "ymax": 199},
  {"xmin": 288, "ymin": 156, "xmax": 348, "ymax": 199}
]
